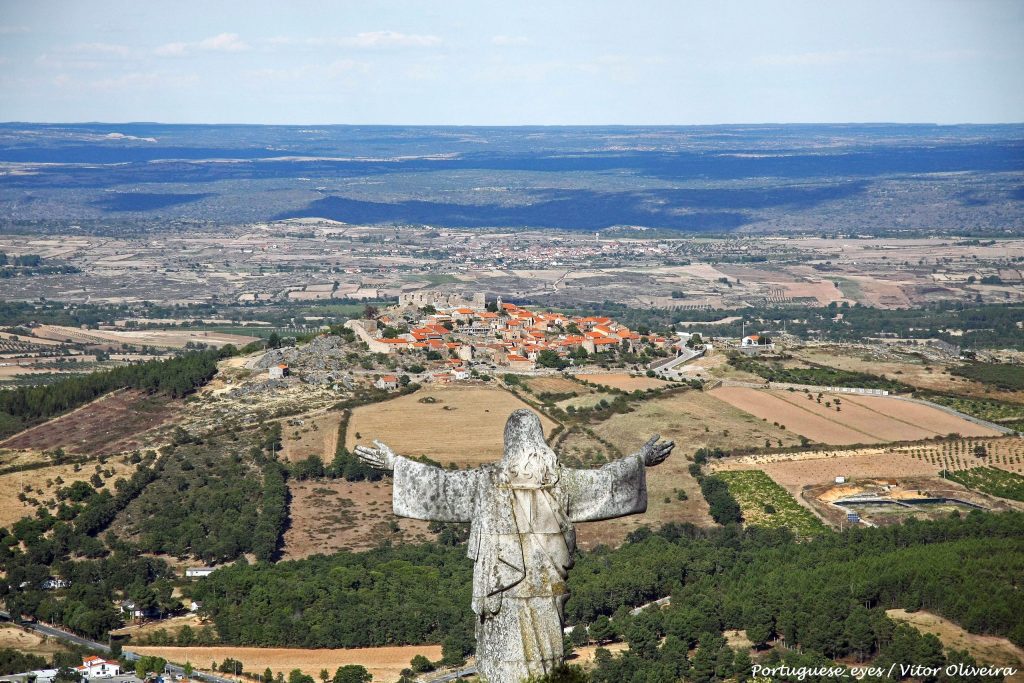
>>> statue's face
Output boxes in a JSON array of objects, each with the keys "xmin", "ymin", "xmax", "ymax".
[{"xmin": 503, "ymin": 409, "xmax": 557, "ymax": 485}]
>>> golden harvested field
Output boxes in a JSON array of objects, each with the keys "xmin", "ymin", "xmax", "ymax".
[
  {"xmin": 281, "ymin": 411, "xmax": 342, "ymax": 463},
  {"xmin": 129, "ymin": 645, "xmax": 443, "ymax": 683},
  {"xmin": 576, "ymin": 373, "xmax": 671, "ymax": 391},
  {"xmin": 573, "ymin": 390, "xmax": 799, "ymax": 547},
  {"xmin": 281, "ymin": 480, "xmax": 434, "ymax": 559},
  {"xmin": 111, "ymin": 614, "xmax": 207, "ymax": 639},
  {"xmin": 32, "ymin": 325, "xmax": 260, "ymax": 350},
  {"xmin": 843, "ymin": 394, "xmax": 1002, "ymax": 437},
  {"xmin": 345, "ymin": 385, "xmax": 556, "ymax": 465},
  {"xmin": 557, "ymin": 392, "xmax": 615, "ymax": 410},
  {"xmin": 523, "ymin": 376, "xmax": 584, "ymax": 395},
  {"xmin": 710, "ymin": 387, "xmax": 997, "ymax": 446},
  {"xmin": 0, "ymin": 623, "xmax": 70, "ymax": 655},
  {"xmin": 887, "ymin": 610, "xmax": 1024, "ymax": 683},
  {"xmin": 0, "ymin": 458, "xmax": 132, "ymax": 528}
]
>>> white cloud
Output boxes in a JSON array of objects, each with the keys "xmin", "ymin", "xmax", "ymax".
[
  {"xmin": 199, "ymin": 33, "xmax": 249, "ymax": 52},
  {"xmin": 154, "ymin": 41, "xmax": 189, "ymax": 57},
  {"xmin": 155, "ymin": 33, "xmax": 249, "ymax": 57},
  {"xmin": 491, "ymin": 35, "xmax": 530, "ymax": 46},
  {"xmin": 0, "ymin": 25, "xmax": 29, "ymax": 35}
]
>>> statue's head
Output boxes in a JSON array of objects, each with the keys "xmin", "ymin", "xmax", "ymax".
[{"xmin": 502, "ymin": 409, "xmax": 557, "ymax": 487}]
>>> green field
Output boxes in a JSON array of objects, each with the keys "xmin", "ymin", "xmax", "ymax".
[
  {"xmin": 717, "ymin": 469, "xmax": 827, "ymax": 538},
  {"xmin": 943, "ymin": 466, "xmax": 1024, "ymax": 502}
]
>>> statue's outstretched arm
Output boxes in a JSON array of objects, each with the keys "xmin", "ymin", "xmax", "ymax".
[
  {"xmin": 631, "ymin": 434, "xmax": 674, "ymax": 467},
  {"xmin": 355, "ymin": 440, "xmax": 398, "ymax": 471}
]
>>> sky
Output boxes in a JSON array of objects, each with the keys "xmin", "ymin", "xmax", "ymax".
[{"xmin": 1, "ymin": 0, "xmax": 1022, "ymax": 125}]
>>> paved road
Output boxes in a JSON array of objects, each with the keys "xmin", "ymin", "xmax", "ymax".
[
  {"xmin": 424, "ymin": 667, "xmax": 477, "ymax": 682},
  {"xmin": 0, "ymin": 610, "xmax": 111, "ymax": 653}
]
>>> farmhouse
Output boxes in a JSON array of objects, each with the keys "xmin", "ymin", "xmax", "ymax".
[
  {"xmin": 739, "ymin": 334, "xmax": 775, "ymax": 354},
  {"xmin": 268, "ymin": 363, "xmax": 289, "ymax": 379},
  {"xmin": 375, "ymin": 375, "xmax": 399, "ymax": 390},
  {"xmin": 76, "ymin": 657, "xmax": 121, "ymax": 679},
  {"xmin": 507, "ymin": 354, "xmax": 535, "ymax": 371}
]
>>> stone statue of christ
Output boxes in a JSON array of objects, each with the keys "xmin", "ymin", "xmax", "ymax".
[{"xmin": 356, "ymin": 408, "xmax": 673, "ymax": 683}]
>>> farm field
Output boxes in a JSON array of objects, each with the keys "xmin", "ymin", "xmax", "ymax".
[
  {"xmin": 557, "ymin": 392, "xmax": 616, "ymax": 410},
  {"xmin": 943, "ymin": 467, "xmax": 1024, "ymax": 502},
  {"xmin": 844, "ymin": 394, "xmax": 1003, "ymax": 436},
  {"xmin": 793, "ymin": 346, "xmax": 1024, "ymax": 403},
  {"xmin": 574, "ymin": 390, "xmax": 799, "ymax": 546},
  {"xmin": 31, "ymin": 325, "xmax": 260, "ymax": 349},
  {"xmin": 129, "ymin": 644, "xmax": 443, "ymax": 683},
  {"xmin": 522, "ymin": 376, "xmax": 585, "ymax": 395},
  {"xmin": 0, "ymin": 389, "xmax": 178, "ymax": 455},
  {"xmin": 0, "ymin": 458, "xmax": 133, "ymax": 528},
  {"xmin": 280, "ymin": 411, "xmax": 342, "ymax": 463},
  {"xmin": 111, "ymin": 614, "xmax": 207, "ymax": 640},
  {"xmin": 886, "ymin": 610, "xmax": 1024, "ymax": 683},
  {"xmin": 575, "ymin": 373, "xmax": 672, "ymax": 391},
  {"xmin": 710, "ymin": 387, "xmax": 999, "ymax": 446},
  {"xmin": 281, "ymin": 480, "xmax": 435, "ymax": 559},
  {"xmin": 712, "ymin": 437, "xmax": 1024, "ymax": 516},
  {"xmin": 344, "ymin": 385, "xmax": 557, "ymax": 465},
  {"xmin": 717, "ymin": 470, "xmax": 826, "ymax": 537}
]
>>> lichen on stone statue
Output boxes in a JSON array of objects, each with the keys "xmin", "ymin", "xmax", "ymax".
[{"xmin": 356, "ymin": 408, "xmax": 673, "ymax": 683}]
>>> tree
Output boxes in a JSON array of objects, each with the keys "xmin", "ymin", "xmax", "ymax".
[
  {"xmin": 744, "ymin": 606, "xmax": 775, "ymax": 648},
  {"xmin": 588, "ymin": 615, "xmax": 616, "ymax": 644},
  {"xmin": 569, "ymin": 624, "xmax": 590, "ymax": 647},
  {"xmin": 268, "ymin": 332, "xmax": 281, "ymax": 349},
  {"xmin": 332, "ymin": 666, "xmax": 371, "ymax": 683},
  {"xmin": 319, "ymin": 670, "xmax": 329, "ymax": 683},
  {"xmin": 536, "ymin": 349, "xmax": 568, "ymax": 369},
  {"xmin": 410, "ymin": 654, "xmax": 434, "ymax": 673},
  {"xmin": 362, "ymin": 305, "xmax": 379, "ymax": 319},
  {"xmin": 183, "ymin": 663, "xmax": 193, "ymax": 679}
]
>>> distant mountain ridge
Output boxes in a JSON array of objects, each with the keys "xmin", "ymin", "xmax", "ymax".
[{"xmin": 0, "ymin": 123, "xmax": 1021, "ymax": 233}]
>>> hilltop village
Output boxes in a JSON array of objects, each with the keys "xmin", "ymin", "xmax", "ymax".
[{"xmin": 344, "ymin": 291, "xmax": 676, "ymax": 380}]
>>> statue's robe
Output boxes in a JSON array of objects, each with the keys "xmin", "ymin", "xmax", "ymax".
[{"xmin": 392, "ymin": 455, "xmax": 647, "ymax": 682}]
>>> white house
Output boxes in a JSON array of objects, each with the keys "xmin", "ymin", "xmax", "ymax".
[
  {"xmin": 119, "ymin": 599, "xmax": 158, "ymax": 620},
  {"xmin": 76, "ymin": 656, "xmax": 121, "ymax": 679},
  {"xmin": 268, "ymin": 363, "xmax": 289, "ymax": 379},
  {"xmin": 185, "ymin": 567, "xmax": 216, "ymax": 578},
  {"xmin": 40, "ymin": 578, "xmax": 70, "ymax": 590},
  {"xmin": 374, "ymin": 375, "xmax": 399, "ymax": 390},
  {"xmin": 739, "ymin": 334, "xmax": 775, "ymax": 355}
]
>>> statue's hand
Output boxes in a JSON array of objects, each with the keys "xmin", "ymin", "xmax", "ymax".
[
  {"xmin": 354, "ymin": 440, "xmax": 397, "ymax": 471},
  {"xmin": 637, "ymin": 434, "xmax": 674, "ymax": 467}
]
